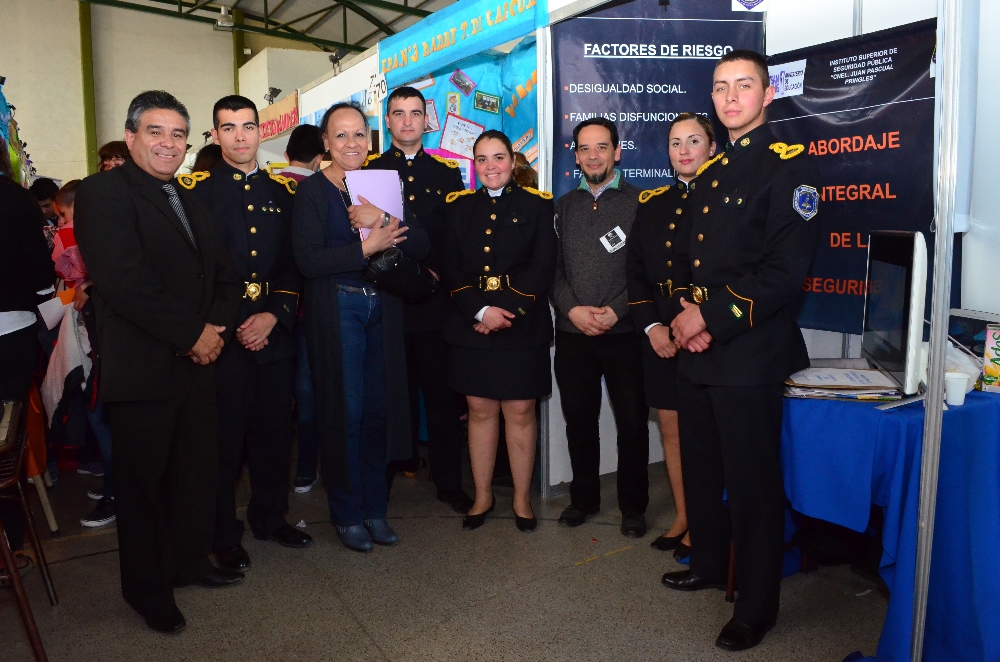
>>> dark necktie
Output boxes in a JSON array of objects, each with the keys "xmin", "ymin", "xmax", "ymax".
[{"xmin": 161, "ymin": 182, "xmax": 197, "ymax": 247}]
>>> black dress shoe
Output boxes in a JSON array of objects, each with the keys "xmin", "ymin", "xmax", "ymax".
[
  {"xmin": 437, "ymin": 488, "xmax": 475, "ymax": 514},
  {"xmin": 462, "ymin": 497, "xmax": 495, "ymax": 530},
  {"xmin": 660, "ymin": 569, "xmax": 727, "ymax": 592},
  {"xmin": 557, "ymin": 503, "xmax": 598, "ymax": 527},
  {"xmin": 215, "ymin": 545, "xmax": 251, "ymax": 572},
  {"xmin": 715, "ymin": 617, "xmax": 776, "ymax": 651},
  {"xmin": 257, "ymin": 523, "xmax": 314, "ymax": 548},
  {"xmin": 650, "ymin": 530, "xmax": 687, "ymax": 551},
  {"xmin": 620, "ymin": 511, "xmax": 648, "ymax": 538},
  {"xmin": 514, "ymin": 512, "xmax": 537, "ymax": 532},
  {"xmin": 143, "ymin": 604, "xmax": 186, "ymax": 634},
  {"xmin": 673, "ymin": 542, "xmax": 691, "ymax": 560},
  {"xmin": 177, "ymin": 566, "xmax": 245, "ymax": 588}
]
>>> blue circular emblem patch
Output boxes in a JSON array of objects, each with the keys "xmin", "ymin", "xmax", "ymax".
[
  {"xmin": 793, "ymin": 185, "xmax": 819, "ymax": 221},
  {"xmin": 737, "ymin": 0, "xmax": 766, "ymax": 8}
]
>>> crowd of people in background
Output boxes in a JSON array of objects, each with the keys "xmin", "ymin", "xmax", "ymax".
[{"xmin": 0, "ymin": 47, "xmax": 819, "ymax": 653}]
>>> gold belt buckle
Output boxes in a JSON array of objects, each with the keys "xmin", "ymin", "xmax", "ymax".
[
  {"xmin": 245, "ymin": 282, "xmax": 262, "ymax": 301},
  {"xmin": 691, "ymin": 285, "xmax": 708, "ymax": 304},
  {"xmin": 484, "ymin": 276, "xmax": 501, "ymax": 292}
]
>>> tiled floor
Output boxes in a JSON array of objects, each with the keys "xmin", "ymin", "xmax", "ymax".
[{"xmin": 1, "ymin": 455, "xmax": 886, "ymax": 661}]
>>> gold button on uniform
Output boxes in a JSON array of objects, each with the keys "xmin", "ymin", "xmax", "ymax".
[
  {"xmin": 690, "ymin": 182, "xmax": 696, "ymax": 189},
  {"xmin": 725, "ymin": 197, "xmax": 730, "ymax": 203},
  {"xmin": 484, "ymin": 246, "xmax": 490, "ymax": 253},
  {"xmin": 738, "ymin": 199, "xmax": 743, "ymax": 205},
  {"xmin": 712, "ymin": 180, "xmax": 718, "ymax": 188},
  {"xmin": 233, "ymin": 173, "xmax": 242, "ymax": 180},
  {"xmin": 248, "ymin": 204, "xmax": 254, "ymax": 211},
  {"xmin": 251, "ymin": 250, "xmax": 257, "ymax": 256},
  {"xmin": 665, "ymin": 241, "xmax": 672, "ymax": 248},
  {"xmin": 667, "ymin": 260, "xmax": 673, "ymax": 267},
  {"xmin": 703, "ymin": 206, "xmax": 709, "ymax": 213},
  {"xmin": 490, "ymin": 214, "xmax": 496, "ymax": 220},
  {"xmin": 408, "ymin": 195, "xmax": 415, "ymax": 201},
  {"xmin": 675, "ymin": 208, "xmax": 682, "ymax": 215},
  {"xmin": 408, "ymin": 176, "xmax": 414, "ymax": 182},
  {"xmin": 722, "ymin": 157, "xmax": 729, "ymax": 165},
  {"xmin": 250, "ymin": 227, "xmax": 257, "ymax": 234},
  {"xmin": 407, "ymin": 160, "xmax": 413, "ymax": 166},
  {"xmin": 251, "ymin": 272, "xmax": 257, "ymax": 278},
  {"xmin": 693, "ymin": 259, "xmax": 701, "ymax": 267},
  {"xmin": 698, "ymin": 234, "xmax": 704, "ymax": 241},
  {"xmin": 486, "ymin": 229, "xmax": 492, "ymax": 235},
  {"xmin": 276, "ymin": 208, "xmax": 281, "ymax": 213},
  {"xmin": 484, "ymin": 266, "xmax": 490, "ymax": 272},
  {"xmin": 426, "ymin": 188, "xmax": 431, "ymax": 193},
  {"xmin": 244, "ymin": 184, "xmax": 250, "ymax": 191},
  {"xmin": 669, "ymin": 223, "xmax": 675, "ymax": 230},
  {"xmin": 682, "ymin": 193, "xmax": 688, "ymax": 199}
]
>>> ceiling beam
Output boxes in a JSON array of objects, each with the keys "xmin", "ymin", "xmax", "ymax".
[
  {"xmin": 271, "ymin": 5, "xmax": 335, "ymax": 31},
  {"xmin": 341, "ymin": 0, "xmax": 429, "ymax": 17},
  {"xmin": 183, "ymin": 0, "xmax": 213, "ymax": 14},
  {"xmin": 339, "ymin": 0, "xmax": 396, "ymax": 36}
]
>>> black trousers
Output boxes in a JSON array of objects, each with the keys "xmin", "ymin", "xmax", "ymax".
[
  {"xmin": 0, "ymin": 325, "xmax": 37, "ymax": 551},
  {"xmin": 109, "ymin": 368, "xmax": 216, "ymax": 616},
  {"xmin": 404, "ymin": 330, "xmax": 464, "ymax": 491},
  {"xmin": 554, "ymin": 330, "xmax": 649, "ymax": 514},
  {"xmin": 677, "ymin": 377, "xmax": 786, "ymax": 624},
  {"xmin": 214, "ymin": 346, "xmax": 294, "ymax": 552}
]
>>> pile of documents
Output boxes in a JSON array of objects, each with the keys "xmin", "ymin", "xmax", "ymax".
[{"xmin": 785, "ymin": 367, "xmax": 902, "ymax": 401}]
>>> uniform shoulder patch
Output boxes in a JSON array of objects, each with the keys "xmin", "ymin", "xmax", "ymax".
[
  {"xmin": 792, "ymin": 185, "xmax": 819, "ymax": 220},
  {"xmin": 269, "ymin": 173, "xmax": 297, "ymax": 195},
  {"xmin": 362, "ymin": 152, "xmax": 381, "ymax": 167},
  {"xmin": 522, "ymin": 186, "xmax": 553, "ymax": 200},
  {"xmin": 695, "ymin": 153, "xmax": 725, "ymax": 177},
  {"xmin": 431, "ymin": 154, "xmax": 460, "ymax": 168},
  {"xmin": 446, "ymin": 189, "xmax": 476, "ymax": 203},
  {"xmin": 769, "ymin": 142, "xmax": 805, "ymax": 160},
  {"xmin": 639, "ymin": 185, "xmax": 670, "ymax": 204},
  {"xmin": 176, "ymin": 171, "xmax": 209, "ymax": 190}
]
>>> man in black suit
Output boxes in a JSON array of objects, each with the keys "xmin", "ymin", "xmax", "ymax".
[{"xmin": 75, "ymin": 91, "xmax": 245, "ymax": 634}]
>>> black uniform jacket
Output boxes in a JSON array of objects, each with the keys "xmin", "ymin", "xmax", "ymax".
[
  {"xmin": 626, "ymin": 180, "xmax": 691, "ymax": 356},
  {"xmin": 75, "ymin": 160, "xmax": 243, "ymax": 402},
  {"xmin": 0, "ymin": 175, "xmax": 56, "ymax": 315},
  {"xmin": 185, "ymin": 161, "xmax": 299, "ymax": 364},
  {"xmin": 364, "ymin": 147, "xmax": 465, "ymax": 332},
  {"xmin": 672, "ymin": 124, "xmax": 820, "ymax": 386},
  {"xmin": 442, "ymin": 183, "xmax": 557, "ymax": 351}
]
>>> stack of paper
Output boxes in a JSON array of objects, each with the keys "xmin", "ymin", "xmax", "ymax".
[{"xmin": 784, "ymin": 367, "xmax": 902, "ymax": 401}]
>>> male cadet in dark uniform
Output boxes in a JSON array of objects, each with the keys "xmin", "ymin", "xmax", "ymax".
[
  {"xmin": 661, "ymin": 50, "xmax": 819, "ymax": 652},
  {"xmin": 364, "ymin": 86, "xmax": 473, "ymax": 513},
  {"xmin": 185, "ymin": 95, "xmax": 312, "ymax": 572}
]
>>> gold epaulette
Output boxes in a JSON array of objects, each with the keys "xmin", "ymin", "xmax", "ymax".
[
  {"xmin": 695, "ymin": 153, "xmax": 725, "ymax": 177},
  {"xmin": 639, "ymin": 185, "xmax": 671, "ymax": 203},
  {"xmin": 522, "ymin": 186, "xmax": 553, "ymax": 200},
  {"xmin": 269, "ymin": 173, "xmax": 297, "ymax": 195},
  {"xmin": 446, "ymin": 189, "xmax": 476, "ymax": 203},
  {"xmin": 176, "ymin": 171, "xmax": 209, "ymax": 190},
  {"xmin": 362, "ymin": 152, "xmax": 381, "ymax": 167},
  {"xmin": 431, "ymin": 154, "xmax": 460, "ymax": 168},
  {"xmin": 769, "ymin": 142, "xmax": 805, "ymax": 160}
]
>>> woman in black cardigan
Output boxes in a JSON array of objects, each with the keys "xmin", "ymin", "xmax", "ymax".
[
  {"xmin": 442, "ymin": 130, "xmax": 556, "ymax": 532},
  {"xmin": 292, "ymin": 101, "xmax": 429, "ymax": 552}
]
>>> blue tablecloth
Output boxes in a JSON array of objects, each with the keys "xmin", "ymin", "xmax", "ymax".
[{"xmin": 781, "ymin": 391, "xmax": 1000, "ymax": 662}]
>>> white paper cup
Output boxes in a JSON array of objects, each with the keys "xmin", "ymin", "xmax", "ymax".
[{"xmin": 945, "ymin": 372, "xmax": 970, "ymax": 406}]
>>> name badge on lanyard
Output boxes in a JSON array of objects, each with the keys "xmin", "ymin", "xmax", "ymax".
[{"xmin": 600, "ymin": 226, "xmax": 627, "ymax": 253}]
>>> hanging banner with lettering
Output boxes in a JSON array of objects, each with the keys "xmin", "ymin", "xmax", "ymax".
[
  {"xmin": 379, "ymin": 0, "xmax": 548, "ymax": 89},
  {"xmin": 551, "ymin": 0, "xmax": 764, "ymax": 199},
  {"xmin": 767, "ymin": 19, "xmax": 936, "ymax": 333}
]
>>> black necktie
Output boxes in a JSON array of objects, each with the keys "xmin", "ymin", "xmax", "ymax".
[{"xmin": 161, "ymin": 182, "xmax": 197, "ymax": 247}]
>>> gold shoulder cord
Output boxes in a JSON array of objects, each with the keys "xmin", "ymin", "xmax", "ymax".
[
  {"xmin": 695, "ymin": 153, "xmax": 725, "ymax": 178},
  {"xmin": 522, "ymin": 186, "xmax": 553, "ymax": 200},
  {"xmin": 431, "ymin": 154, "xmax": 460, "ymax": 168},
  {"xmin": 269, "ymin": 173, "xmax": 297, "ymax": 195},
  {"xmin": 769, "ymin": 142, "xmax": 805, "ymax": 160},
  {"xmin": 362, "ymin": 152, "xmax": 382, "ymax": 167},
  {"xmin": 445, "ymin": 189, "xmax": 476, "ymax": 203},
  {"xmin": 176, "ymin": 171, "xmax": 210, "ymax": 190},
  {"xmin": 639, "ymin": 185, "xmax": 671, "ymax": 204}
]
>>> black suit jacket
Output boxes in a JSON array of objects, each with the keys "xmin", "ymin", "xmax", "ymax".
[
  {"xmin": 0, "ymin": 175, "xmax": 56, "ymax": 314},
  {"xmin": 75, "ymin": 160, "xmax": 243, "ymax": 402}
]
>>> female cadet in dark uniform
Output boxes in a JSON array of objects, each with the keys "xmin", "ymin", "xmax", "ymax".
[
  {"xmin": 442, "ymin": 130, "xmax": 557, "ymax": 532},
  {"xmin": 626, "ymin": 112, "xmax": 717, "ymax": 558}
]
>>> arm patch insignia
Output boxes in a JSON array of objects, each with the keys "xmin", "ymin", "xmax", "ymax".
[{"xmin": 792, "ymin": 185, "xmax": 819, "ymax": 220}]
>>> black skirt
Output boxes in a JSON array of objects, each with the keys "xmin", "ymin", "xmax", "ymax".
[
  {"xmin": 448, "ymin": 345, "xmax": 552, "ymax": 400},
  {"xmin": 643, "ymin": 351, "xmax": 678, "ymax": 410}
]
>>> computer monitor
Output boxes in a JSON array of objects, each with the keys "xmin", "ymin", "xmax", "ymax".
[{"xmin": 861, "ymin": 231, "xmax": 927, "ymax": 395}]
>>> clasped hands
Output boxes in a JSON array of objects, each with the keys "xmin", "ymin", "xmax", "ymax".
[
  {"xmin": 473, "ymin": 306, "xmax": 515, "ymax": 335},
  {"xmin": 568, "ymin": 305, "xmax": 618, "ymax": 336},
  {"xmin": 669, "ymin": 298, "xmax": 713, "ymax": 353},
  {"xmin": 348, "ymin": 196, "xmax": 408, "ymax": 257},
  {"xmin": 187, "ymin": 311, "xmax": 278, "ymax": 363}
]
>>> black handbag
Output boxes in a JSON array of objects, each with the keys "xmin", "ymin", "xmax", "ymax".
[{"xmin": 363, "ymin": 246, "xmax": 440, "ymax": 304}]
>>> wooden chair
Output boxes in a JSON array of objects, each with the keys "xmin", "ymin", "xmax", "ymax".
[{"xmin": 1, "ymin": 399, "xmax": 58, "ymax": 662}]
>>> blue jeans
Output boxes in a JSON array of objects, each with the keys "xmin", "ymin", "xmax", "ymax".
[
  {"xmin": 86, "ymin": 402, "xmax": 114, "ymax": 499},
  {"xmin": 294, "ymin": 321, "xmax": 319, "ymax": 479},
  {"xmin": 326, "ymin": 290, "xmax": 388, "ymax": 526}
]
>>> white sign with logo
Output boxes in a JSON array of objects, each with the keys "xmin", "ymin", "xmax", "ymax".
[
  {"xmin": 732, "ymin": 0, "xmax": 768, "ymax": 11},
  {"xmin": 768, "ymin": 59, "xmax": 807, "ymax": 99}
]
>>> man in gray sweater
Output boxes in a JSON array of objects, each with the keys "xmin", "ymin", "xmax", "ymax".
[{"xmin": 551, "ymin": 118, "xmax": 650, "ymax": 538}]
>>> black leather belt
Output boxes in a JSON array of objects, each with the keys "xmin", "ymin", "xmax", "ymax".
[
  {"xmin": 657, "ymin": 280, "xmax": 673, "ymax": 297},
  {"xmin": 690, "ymin": 285, "xmax": 709, "ymax": 303},
  {"xmin": 336, "ymin": 283, "xmax": 379, "ymax": 297},
  {"xmin": 244, "ymin": 281, "xmax": 269, "ymax": 301},
  {"xmin": 478, "ymin": 275, "xmax": 510, "ymax": 292}
]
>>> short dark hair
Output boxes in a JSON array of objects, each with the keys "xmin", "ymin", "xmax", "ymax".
[
  {"xmin": 55, "ymin": 180, "xmax": 81, "ymax": 208},
  {"xmin": 29, "ymin": 177, "xmax": 59, "ymax": 202},
  {"xmin": 213, "ymin": 95, "xmax": 259, "ymax": 128},
  {"xmin": 716, "ymin": 49, "xmax": 770, "ymax": 89},
  {"xmin": 386, "ymin": 86, "xmax": 426, "ymax": 114},
  {"xmin": 472, "ymin": 129, "xmax": 514, "ymax": 160},
  {"xmin": 573, "ymin": 118, "xmax": 619, "ymax": 151},
  {"xmin": 125, "ymin": 90, "xmax": 190, "ymax": 134},
  {"xmin": 285, "ymin": 124, "xmax": 325, "ymax": 163},
  {"xmin": 97, "ymin": 141, "xmax": 128, "ymax": 170},
  {"xmin": 668, "ymin": 112, "xmax": 715, "ymax": 145},
  {"xmin": 192, "ymin": 143, "xmax": 223, "ymax": 173},
  {"xmin": 320, "ymin": 101, "xmax": 369, "ymax": 135}
]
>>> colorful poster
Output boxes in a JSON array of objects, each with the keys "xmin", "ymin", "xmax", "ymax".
[
  {"xmin": 439, "ymin": 112, "xmax": 485, "ymax": 159},
  {"xmin": 500, "ymin": 36, "xmax": 538, "ymax": 166}
]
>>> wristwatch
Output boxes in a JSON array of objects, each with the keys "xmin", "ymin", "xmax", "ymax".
[{"xmin": 381, "ymin": 211, "xmax": 391, "ymax": 227}]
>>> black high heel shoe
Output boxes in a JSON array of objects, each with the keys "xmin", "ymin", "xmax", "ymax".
[
  {"xmin": 650, "ymin": 529, "xmax": 688, "ymax": 551},
  {"xmin": 462, "ymin": 497, "xmax": 495, "ymax": 530},
  {"xmin": 514, "ymin": 512, "xmax": 537, "ymax": 532}
]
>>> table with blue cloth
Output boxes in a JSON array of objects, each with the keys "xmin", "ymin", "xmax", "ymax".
[{"xmin": 781, "ymin": 390, "xmax": 1000, "ymax": 661}]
